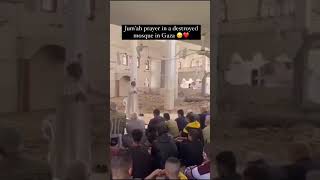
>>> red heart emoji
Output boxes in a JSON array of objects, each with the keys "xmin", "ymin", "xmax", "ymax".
[{"xmin": 183, "ymin": 32, "xmax": 189, "ymax": 38}]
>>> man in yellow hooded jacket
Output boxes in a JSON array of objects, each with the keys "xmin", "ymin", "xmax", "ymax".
[{"xmin": 182, "ymin": 112, "xmax": 201, "ymax": 136}]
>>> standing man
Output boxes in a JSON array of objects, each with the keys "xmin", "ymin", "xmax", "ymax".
[
  {"xmin": 199, "ymin": 106, "xmax": 209, "ymax": 129},
  {"xmin": 54, "ymin": 53, "xmax": 106, "ymax": 179},
  {"xmin": 175, "ymin": 109, "xmax": 188, "ymax": 133},
  {"xmin": 126, "ymin": 81, "xmax": 139, "ymax": 117},
  {"xmin": 54, "ymin": 54, "xmax": 91, "ymax": 179}
]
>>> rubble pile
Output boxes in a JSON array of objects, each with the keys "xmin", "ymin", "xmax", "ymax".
[
  {"xmin": 110, "ymin": 89, "xmax": 210, "ymax": 114},
  {"xmin": 184, "ymin": 96, "xmax": 210, "ymax": 102},
  {"xmin": 138, "ymin": 93, "xmax": 165, "ymax": 112}
]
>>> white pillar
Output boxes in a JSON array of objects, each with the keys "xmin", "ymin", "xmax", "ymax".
[
  {"xmin": 175, "ymin": 68, "xmax": 179, "ymax": 99},
  {"xmin": 175, "ymin": 45, "xmax": 180, "ymax": 99},
  {"xmin": 65, "ymin": 0, "xmax": 88, "ymax": 65},
  {"xmin": 164, "ymin": 40, "xmax": 176, "ymax": 110},
  {"xmin": 131, "ymin": 40, "xmax": 138, "ymax": 83},
  {"xmin": 295, "ymin": 0, "xmax": 311, "ymax": 32},
  {"xmin": 202, "ymin": 55, "xmax": 210, "ymax": 96},
  {"xmin": 57, "ymin": 0, "xmax": 90, "ymax": 178},
  {"xmin": 305, "ymin": 0, "xmax": 312, "ymax": 33},
  {"xmin": 151, "ymin": 60, "xmax": 161, "ymax": 89}
]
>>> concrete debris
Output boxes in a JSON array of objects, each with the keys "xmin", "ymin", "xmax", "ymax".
[
  {"xmin": 184, "ymin": 96, "xmax": 210, "ymax": 102},
  {"xmin": 111, "ymin": 89, "xmax": 209, "ymax": 114}
]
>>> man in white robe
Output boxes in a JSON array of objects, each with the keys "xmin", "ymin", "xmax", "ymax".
[
  {"xmin": 53, "ymin": 58, "xmax": 91, "ymax": 180},
  {"xmin": 126, "ymin": 81, "xmax": 139, "ymax": 117},
  {"xmin": 123, "ymin": 97, "xmax": 128, "ymax": 115},
  {"xmin": 54, "ymin": 53, "xmax": 106, "ymax": 180}
]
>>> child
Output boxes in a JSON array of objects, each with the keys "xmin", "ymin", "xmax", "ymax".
[{"xmin": 146, "ymin": 157, "xmax": 187, "ymax": 180}]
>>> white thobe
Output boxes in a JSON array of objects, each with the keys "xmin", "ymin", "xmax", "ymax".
[
  {"xmin": 53, "ymin": 78, "xmax": 92, "ymax": 179},
  {"xmin": 126, "ymin": 86, "xmax": 139, "ymax": 117}
]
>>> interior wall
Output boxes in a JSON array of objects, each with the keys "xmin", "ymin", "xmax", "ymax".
[
  {"xmin": 110, "ymin": 24, "xmax": 211, "ymax": 95},
  {"xmin": 119, "ymin": 76, "xmax": 130, "ymax": 97},
  {"xmin": 150, "ymin": 60, "xmax": 161, "ymax": 89},
  {"xmin": 110, "ymin": 25, "xmax": 164, "ymax": 91}
]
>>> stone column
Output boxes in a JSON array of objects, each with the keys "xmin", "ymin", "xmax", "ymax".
[
  {"xmin": 131, "ymin": 40, "xmax": 138, "ymax": 83},
  {"xmin": 151, "ymin": 59, "xmax": 161, "ymax": 89},
  {"xmin": 293, "ymin": 0, "xmax": 312, "ymax": 105},
  {"xmin": 164, "ymin": 40, "xmax": 176, "ymax": 110},
  {"xmin": 16, "ymin": 36, "xmax": 29, "ymax": 112},
  {"xmin": 295, "ymin": 0, "xmax": 311, "ymax": 32},
  {"xmin": 201, "ymin": 54, "xmax": 208, "ymax": 96},
  {"xmin": 17, "ymin": 58, "xmax": 30, "ymax": 112},
  {"xmin": 175, "ymin": 44, "xmax": 180, "ymax": 99},
  {"xmin": 305, "ymin": 0, "xmax": 312, "ymax": 32},
  {"xmin": 65, "ymin": 0, "xmax": 88, "ymax": 65},
  {"xmin": 59, "ymin": 0, "xmax": 90, "ymax": 178},
  {"xmin": 212, "ymin": 0, "xmax": 221, "ymax": 126}
]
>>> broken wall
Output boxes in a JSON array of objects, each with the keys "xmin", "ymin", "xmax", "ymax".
[{"xmin": 219, "ymin": 31, "xmax": 303, "ymax": 114}]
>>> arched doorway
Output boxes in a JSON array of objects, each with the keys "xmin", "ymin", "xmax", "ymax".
[
  {"xmin": 119, "ymin": 76, "xmax": 130, "ymax": 97},
  {"xmin": 29, "ymin": 45, "xmax": 65, "ymax": 110}
]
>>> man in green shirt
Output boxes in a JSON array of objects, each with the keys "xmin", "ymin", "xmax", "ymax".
[
  {"xmin": 164, "ymin": 113, "xmax": 179, "ymax": 138},
  {"xmin": 202, "ymin": 115, "xmax": 210, "ymax": 143}
]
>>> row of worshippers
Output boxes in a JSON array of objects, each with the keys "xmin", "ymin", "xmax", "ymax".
[
  {"xmin": 110, "ymin": 104, "xmax": 320, "ymax": 180},
  {"xmin": 119, "ymin": 107, "xmax": 211, "ymax": 147},
  {"xmin": 146, "ymin": 143, "xmax": 320, "ymax": 180},
  {"xmin": 110, "ymin": 105, "xmax": 211, "ymax": 179},
  {"xmin": 0, "ymin": 127, "xmax": 91, "ymax": 180},
  {"xmin": 111, "ymin": 130, "xmax": 320, "ymax": 180}
]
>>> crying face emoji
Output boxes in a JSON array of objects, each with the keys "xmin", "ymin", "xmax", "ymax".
[{"xmin": 177, "ymin": 32, "xmax": 183, "ymax": 39}]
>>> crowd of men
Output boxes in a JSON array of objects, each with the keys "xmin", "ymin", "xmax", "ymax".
[
  {"xmin": 0, "ymin": 101, "xmax": 320, "ymax": 180},
  {"xmin": 110, "ymin": 104, "xmax": 211, "ymax": 179},
  {"xmin": 110, "ymin": 103, "xmax": 320, "ymax": 180}
]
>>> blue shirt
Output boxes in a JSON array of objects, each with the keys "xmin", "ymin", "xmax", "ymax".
[{"xmin": 175, "ymin": 116, "xmax": 188, "ymax": 132}]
